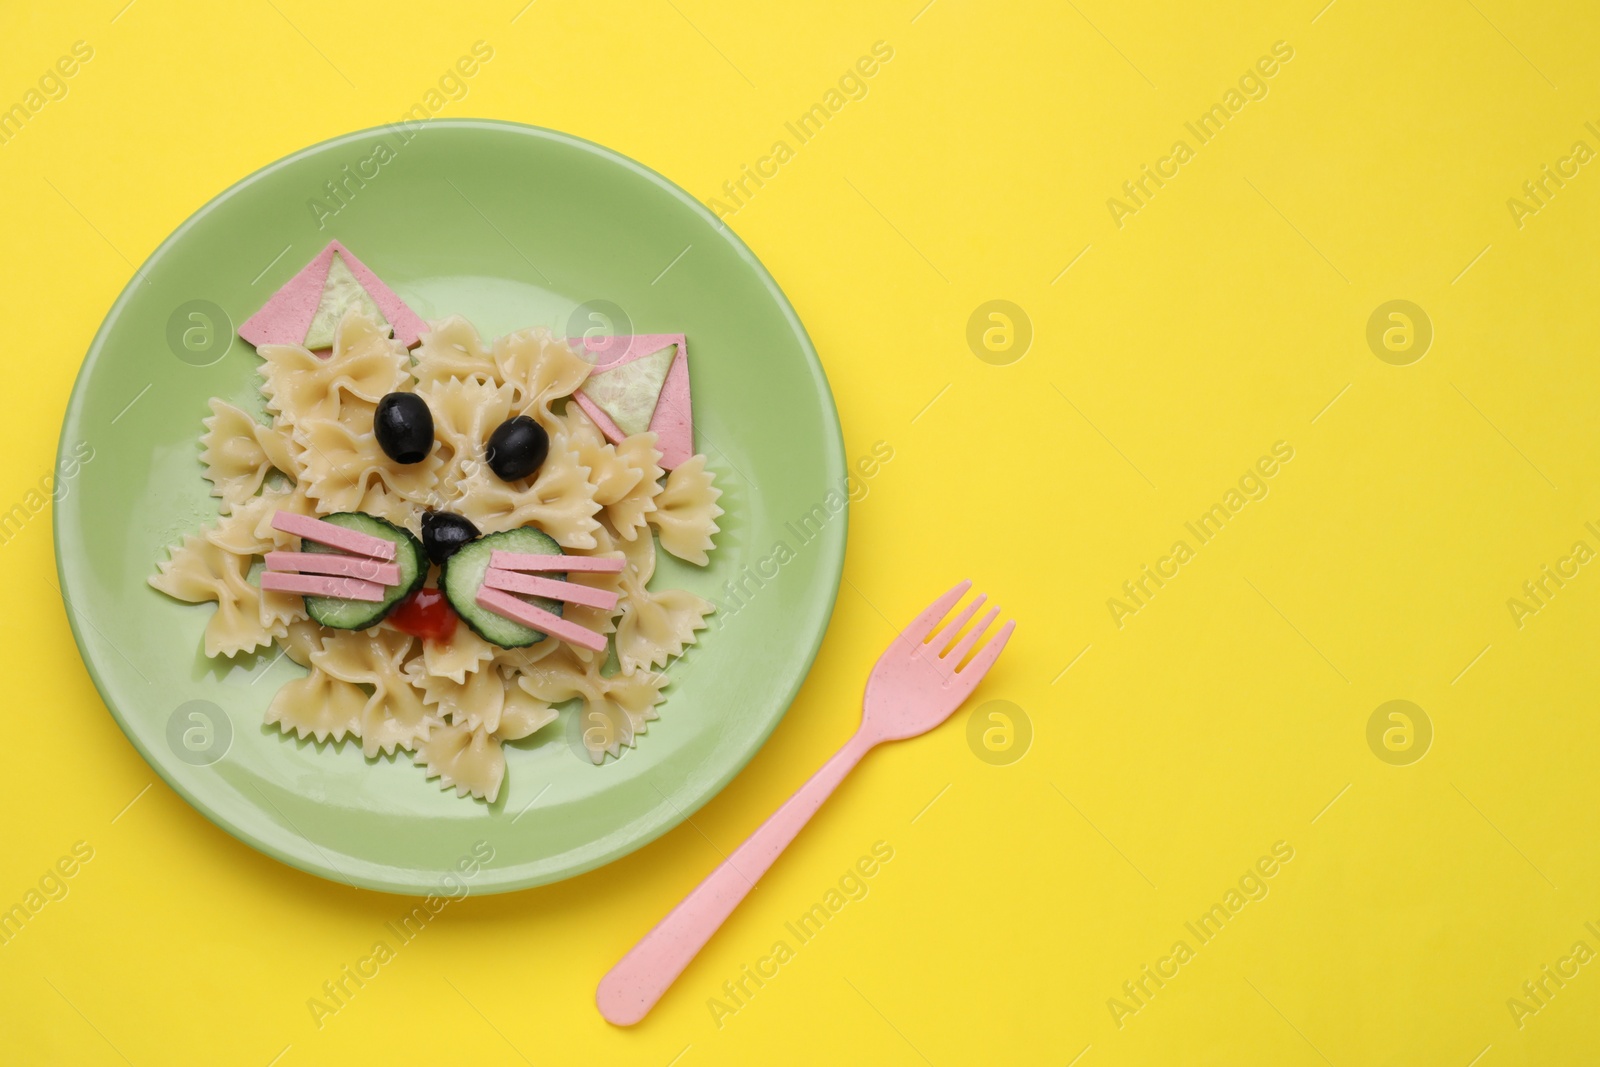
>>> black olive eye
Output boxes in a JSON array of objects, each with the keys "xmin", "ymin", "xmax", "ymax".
[
  {"xmin": 421, "ymin": 510, "xmax": 481, "ymax": 565},
  {"xmin": 485, "ymin": 416, "xmax": 549, "ymax": 482},
  {"xmin": 374, "ymin": 392, "xmax": 434, "ymax": 465}
]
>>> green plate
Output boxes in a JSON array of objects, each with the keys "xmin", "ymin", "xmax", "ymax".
[{"xmin": 53, "ymin": 121, "xmax": 845, "ymax": 895}]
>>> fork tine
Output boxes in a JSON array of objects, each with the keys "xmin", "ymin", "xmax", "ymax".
[
  {"xmin": 943, "ymin": 606, "xmax": 1000, "ymax": 665},
  {"xmin": 902, "ymin": 580, "xmax": 972, "ymax": 642},
  {"xmin": 928, "ymin": 593, "xmax": 986, "ymax": 652},
  {"xmin": 956, "ymin": 619, "xmax": 1016, "ymax": 678}
]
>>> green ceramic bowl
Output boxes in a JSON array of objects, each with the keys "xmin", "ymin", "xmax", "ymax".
[{"xmin": 54, "ymin": 121, "xmax": 845, "ymax": 895}]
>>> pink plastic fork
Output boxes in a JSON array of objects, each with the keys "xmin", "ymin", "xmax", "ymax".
[{"xmin": 596, "ymin": 580, "xmax": 1015, "ymax": 1025}]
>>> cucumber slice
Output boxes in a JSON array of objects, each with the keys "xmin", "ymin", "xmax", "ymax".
[
  {"xmin": 441, "ymin": 527, "xmax": 565, "ymax": 648},
  {"xmin": 301, "ymin": 512, "xmax": 426, "ymax": 630}
]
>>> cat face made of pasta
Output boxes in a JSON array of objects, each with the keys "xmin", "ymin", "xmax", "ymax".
[{"xmin": 158, "ymin": 309, "xmax": 726, "ymax": 800}]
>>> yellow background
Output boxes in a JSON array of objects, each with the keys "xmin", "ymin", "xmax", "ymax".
[{"xmin": 4, "ymin": 0, "xmax": 1600, "ymax": 1063}]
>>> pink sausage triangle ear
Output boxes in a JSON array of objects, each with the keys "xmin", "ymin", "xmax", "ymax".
[
  {"xmin": 239, "ymin": 240, "xmax": 428, "ymax": 349},
  {"xmin": 569, "ymin": 333, "xmax": 694, "ymax": 470}
]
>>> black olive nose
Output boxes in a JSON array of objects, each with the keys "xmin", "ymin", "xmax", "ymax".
[{"xmin": 420, "ymin": 510, "xmax": 481, "ymax": 566}]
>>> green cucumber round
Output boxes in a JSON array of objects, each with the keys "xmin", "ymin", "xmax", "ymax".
[
  {"xmin": 302, "ymin": 512, "xmax": 427, "ymax": 629},
  {"xmin": 440, "ymin": 527, "xmax": 564, "ymax": 648}
]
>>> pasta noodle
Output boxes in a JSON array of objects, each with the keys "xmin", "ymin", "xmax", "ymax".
[
  {"xmin": 516, "ymin": 645, "xmax": 669, "ymax": 763},
  {"xmin": 607, "ymin": 431, "xmax": 664, "ymax": 541},
  {"xmin": 412, "ymin": 316, "xmax": 499, "ymax": 389},
  {"xmin": 149, "ymin": 529, "xmax": 284, "ymax": 657},
  {"xmin": 612, "ymin": 523, "xmax": 714, "ymax": 674},
  {"xmin": 647, "ymin": 454, "xmax": 723, "ymax": 566},
  {"xmin": 199, "ymin": 399, "xmax": 301, "ymax": 512},
  {"xmin": 278, "ymin": 619, "xmax": 326, "ymax": 668},
  {"xmin": 295, "ymin": 415, "xmax": 444, "ymax": 523},
  {"xmin": 515, "ymin": 646, "xmax": 624, "ymax": 763},
  {"xmin": 406, "ymin": 659, "xmax": 512, "ymax": 735},
  {"xmin": 558, "ymin": 405, "xmax": 644, "ymax": 512},
  {"xmin": 494, "ymin": 327, "xmax": 592, "ymax": 429},
  {"xmin": 311, "ymin": 628, "xmax": 431, "ymax": 757},
  {"xmin": 258, "ymin": 312, "xmax": 407, "ymax": 430},
  {"xmin": 607, "ymin": 668, "xmax": 669, "ymax": 733},
  {"xmin": 415, "ymin": 720, "xmax": 506, "ymax": 803},
  {"xmin": 419, "ymin": 376, "xmax": 515, "ymax": 495},
  {"xmin": 420, "ymin": 625, "xmax": 495, "ymax": 684},
  {"xmin": 450, "ymin": 445, "xmax": 601, "ymax": 547},
  {"xmin": 498, "ymin": 683, "xmax": 558, "ymax": 741},
  {"xmin": 264, "ymin": 666, "xmax": 365, "ymax": 743}
]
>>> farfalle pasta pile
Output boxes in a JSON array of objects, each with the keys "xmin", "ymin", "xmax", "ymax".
[{"xmin": 150, "ymin": 301, "xmax": 723, "ymax": 805}]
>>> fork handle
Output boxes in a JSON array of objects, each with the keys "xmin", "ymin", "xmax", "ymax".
[{"xmin": 596, "ymin": 729, "xmax": 877, "ymax": 1025}]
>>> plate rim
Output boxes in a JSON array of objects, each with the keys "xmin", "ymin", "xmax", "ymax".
[{"xmin": 53, "ymin": 118, "xmax": 847, "ymax": 895}]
